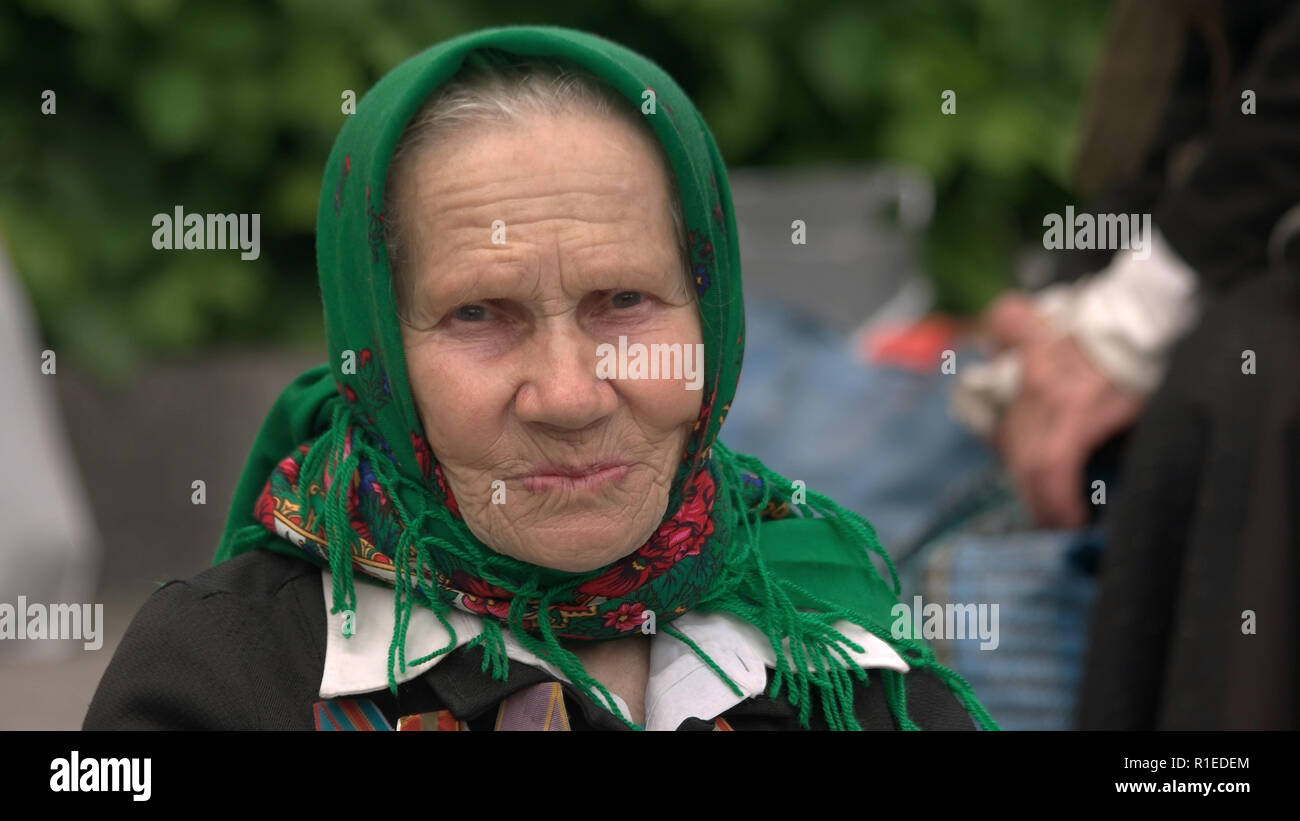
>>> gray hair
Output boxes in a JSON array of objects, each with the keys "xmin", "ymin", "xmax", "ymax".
[{"xmin": 383, "ymin": 58, "xmax": 689, "ymax": 314}]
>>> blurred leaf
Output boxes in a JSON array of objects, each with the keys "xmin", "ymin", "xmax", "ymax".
[
  {"xmin": 131, "ymin": 61, "xmax": 215, "ymax": 153},
  {"xmin": 800, "ymin": 8, "xmax": 886, "ymax": 116},
  {"xmin": 271, "ymin": 164, "xmax": 325, "ymax": 232},
  {"xmin": 0, "ymin": 0, "xmax": 1109, "ymax": 376},
  {"xmin": 22, "ymin": 0, "xmax": 112, "ymax": 31}
]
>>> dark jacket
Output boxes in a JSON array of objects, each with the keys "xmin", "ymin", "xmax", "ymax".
[
  {"xmin": 1048, "ymin": 0, "xmax": 1300, "ymax": 730},
  {"xmin": 84, "ymin": 550, "xmax": 977, "ymax": 731},
  {"xmin": 1077, "ymin": 271, "xmax": 1300, "ymax": 729}
]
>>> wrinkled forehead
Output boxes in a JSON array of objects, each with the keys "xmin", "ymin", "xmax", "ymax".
[
  {"xmin": 399, "ymin": 115, "xmax": 680, "ymax": 247},
  {"xmin": 388, "ymin": 110, "xmax": 691, "ymax": 314}
]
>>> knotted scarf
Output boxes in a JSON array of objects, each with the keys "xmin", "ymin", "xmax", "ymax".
[{"xmin": 214, "ymin": 24, "xmax": 997, "ymax": 731}]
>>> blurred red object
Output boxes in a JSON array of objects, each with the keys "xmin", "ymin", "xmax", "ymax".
[{"xmin": 860, "ymin": 316, "xmax": 964, "ymax": 372}]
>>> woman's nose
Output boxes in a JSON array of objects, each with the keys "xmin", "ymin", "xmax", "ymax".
[{"xmin": 513, "ymin": 324, "xmax": 617, "ymax": 430}]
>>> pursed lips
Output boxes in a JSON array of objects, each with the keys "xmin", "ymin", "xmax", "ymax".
[{"xmin": 514, "ymin": 461, "xmax": 632, "ymax": 492}]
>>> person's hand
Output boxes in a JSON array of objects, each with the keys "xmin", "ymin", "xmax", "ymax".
[{"xmin": 980, "ymin": 292, "xmax": 1145, "ymax": 528}]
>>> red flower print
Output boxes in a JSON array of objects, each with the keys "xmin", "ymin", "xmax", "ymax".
[
  {"xmin": 578, "ymin": 469, "xmax": 717, "ymax": 598},
  {"xmin": 275, "ymin": 453, "xmax": 302, "ymax": 488},
  {"xmin": 434, "ymin": 463, "xmax": 460, "ymax": 517},
  {"xmin": 254, "ymin": 481, "xmax": 276, "ymax": 528},
  {"xmin": 578, "ymin": 556, "xmax": 655, "ymax": 599},
  {"xmin": 603, "ymin": 603, "xmax": 648, "ymax": 633},
  {"xmin": 410, "ymin": 432, "xmax": 432, "ymax": 480},
  {"xmin": 449, "ymin": 571, "xmax": 512, "ymax": 620},
  {"xmin": 641, "ymin": 468, "xmax": 715, "ymax": 568}
]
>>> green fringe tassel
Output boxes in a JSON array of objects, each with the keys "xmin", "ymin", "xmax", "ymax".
[{"xmin": 305, "ymin": 403, "xmax": 999, "ymax": 732}]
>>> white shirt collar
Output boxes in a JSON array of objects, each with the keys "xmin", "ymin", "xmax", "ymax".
[{"xmin": 319, "ymin": 570, "xmax": 909, "ymax": 731}]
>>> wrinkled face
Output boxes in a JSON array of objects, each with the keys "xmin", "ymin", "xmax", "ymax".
[{"xmin": 396, "ymin": 112, "xmax": 703, "ymax": 573}]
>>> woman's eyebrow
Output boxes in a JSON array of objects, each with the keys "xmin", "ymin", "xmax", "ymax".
[
  {"xmin": 422, "ymin": 257, "xmax": 674, "ymax": 303},
  {"xmin": 416, "ymin": 257, "xmax": 535, "ymax": 303}
]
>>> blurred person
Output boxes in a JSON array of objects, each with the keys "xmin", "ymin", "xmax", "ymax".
[
  {"xmin": 724, "ymin": 0, "xmax": 1300, "ymax": 730},
  {"xmin": 83, "ymin": 26, "xmax": 995, "ymax": 731},
  {"xmin": 956, "ymin": 0, "xmax": 1299, "ymax": 529},
  {"xmin": 0, "ymin": 241, "xmax": 101, "ymax": 662},
  {"xmin": 956, "ymin": 0, "xmax": 1300, "ymax": 730}
]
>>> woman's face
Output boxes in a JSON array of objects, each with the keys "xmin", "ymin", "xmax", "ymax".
[{"xmin": 396, "ymin": 112, "xmax": 703, "ymax": 573}]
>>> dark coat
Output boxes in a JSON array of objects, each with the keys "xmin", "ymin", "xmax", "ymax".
[{"xmin": 84, "ymin": 550, "xmax": 977, "ymax": 731}]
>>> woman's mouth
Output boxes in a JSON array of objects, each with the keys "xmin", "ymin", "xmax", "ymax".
[{"xmin": 519, "ymin": 462, "xmax": 632, "ymax": 493}]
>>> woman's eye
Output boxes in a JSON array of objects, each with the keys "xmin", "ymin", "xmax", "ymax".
[
  {"xmin": 611, "ymin": 291, "xmax": 643, "ymax": 309},
  {"xmin": 453, "ymin": 304, "xmax": 489, "ymax": 322}
]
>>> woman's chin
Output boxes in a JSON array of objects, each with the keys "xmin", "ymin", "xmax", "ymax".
[{"xmin": 476, "ymin": 512, "xmax": 655, "ymax": 573}]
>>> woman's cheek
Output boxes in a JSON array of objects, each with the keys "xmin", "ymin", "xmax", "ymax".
[
  {"xmin": 618, "ymin": 375, "xmax": 703, "ymax": 433},
  {"xmin": 416, "ymin": 358, "xmax": 504, "ymax": 456}
]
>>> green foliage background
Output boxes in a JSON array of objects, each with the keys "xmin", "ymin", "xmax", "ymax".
[{"xmin": 0, "ymin": 0, "xmax": 1109, "ymax": 380}]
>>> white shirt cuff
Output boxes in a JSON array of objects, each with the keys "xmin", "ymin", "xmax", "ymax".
[{"xmin": 950, "ymin": 228, "xmax": 1200, "ymax": 436}]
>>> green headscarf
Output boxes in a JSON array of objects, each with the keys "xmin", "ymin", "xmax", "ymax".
[{"xmin": 215, "ymin": 24, "xmax": 996, "ymax": 731}]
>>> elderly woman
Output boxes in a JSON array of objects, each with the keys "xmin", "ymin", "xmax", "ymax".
[{"xmin": 85, "ymin": 26, "xmax": 995, "ymax": 731}]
